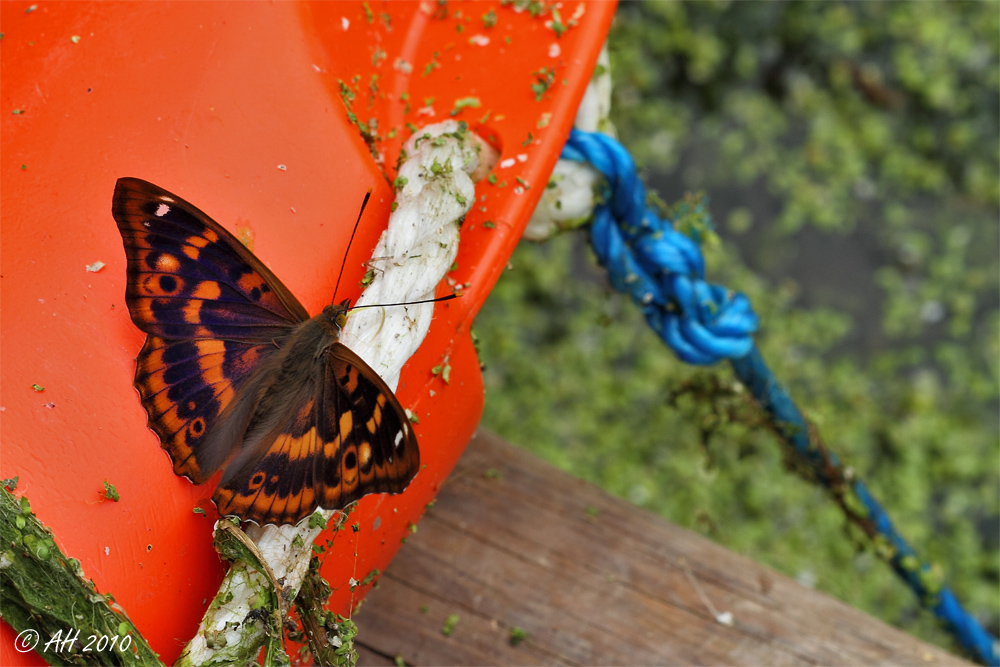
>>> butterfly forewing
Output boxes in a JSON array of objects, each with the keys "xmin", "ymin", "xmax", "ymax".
[{"xmin": 113, "ymin": 177, "xmax": 309, "ymax": 343}]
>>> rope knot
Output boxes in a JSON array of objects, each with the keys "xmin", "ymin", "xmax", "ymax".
[{"xmin": 565, "ymin": 129, "xmax": 758, "ymax": 365}]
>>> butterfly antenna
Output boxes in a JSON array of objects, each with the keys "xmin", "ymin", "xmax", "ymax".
[
  {"xmin": 333, "ymin": 189, "xmax": 373, "ymax": 302},
  {"xmin": 347, "ymin": 293, "xmax": 461, "ymax": 315}
]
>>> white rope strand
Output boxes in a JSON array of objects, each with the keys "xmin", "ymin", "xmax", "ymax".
[{"xmin": 524, "ymin": 44, "xmax": 613, "ymax": 241}]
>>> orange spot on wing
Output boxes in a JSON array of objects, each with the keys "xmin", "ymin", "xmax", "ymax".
[
  {"xmin": 342, "ymin": 366, "xmax": 359, "ymax": 394},
  {"xmin": 155, "ymin": 254, "xmax": 180, "ymax": 273},
  {"xmin": 182, "ymin": 300, "xmax": 203, "ymax": 324},
  {"xmin": 358, "ymin": 441, "xmax": 371, "ymax": 467},
  {"xmin": 192, "ymin": 281, "xmax": 222, "ymax": 299},
  {"xmin": 186, "ymin": 234, "xmax": 211, "ymax": 248},
  {"xmin": 339, "ymin": 411, "xmax": 353, "ymax": 435}
]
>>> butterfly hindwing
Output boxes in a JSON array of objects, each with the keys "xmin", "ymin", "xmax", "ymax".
[
  {"xmin": 134, "ymin": 335, "xmax": 278, "ymax": 483},
  {"xmin": 322, "ymin": 343, "xmax": 419, "ymax": 504},
  {"xmin": 113, "ymin": 177, "xmax": 309, "ymax": 343},
  {"xmin": 213, "ymin": 341, "xmax": 419, "ymax": 526}
]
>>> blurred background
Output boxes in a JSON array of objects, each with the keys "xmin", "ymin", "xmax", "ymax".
[{"xmin": 474, "ymin": 1, "xmax": 998, "ymax": 654}]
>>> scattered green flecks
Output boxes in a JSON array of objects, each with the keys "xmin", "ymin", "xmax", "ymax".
[
  {"xmin": 101, "ymin": 480, "xmax": 120, "ymax": 503},
  {"xmin": 291, "ymin": 534, "xmax": 304, "ymax": 549},
  {"xmin": 2, "ymin": 476, "xmax": 18, "ymax": 492},
  {"xmin": 423, "ymin": 59, "xmax": 440, "ymax": 77},
  {"xmin": 482, "ymin": 9, "xmax": 497, "ymax": 28},
  {"xmin": 372, "ymin": 47, "xmax": 386, "ymax": 67},
  {"xmin": 31, "ymin": 384, "xmax": 44, "ymax": 392},
  {"xmin": 548, "ymin": 7, "xmax": 567, "ymax": 37},
  {"xmin": 509, "ymin": 626, "xmax": 529, "ymax": 646},
  {"xmin": 193, "ymin": 507, "xmax": 206, "ymax": 516},
  {"xmin": 450, "ymin": 96, "xmax": 481, "ymax": 117},
  {"xmin": 406, "ymin": 409, "xmax": 419, "ymax": 424},
  {"xmin": 531, "ymin": 67, "xmax": 555, "ymax": 101},
  {"xmin": 419, "ymin": 605, "xmax": 429, "ymax": 613},
  {"xmin": 584, "ymin": 506, "xmax": 601, "ymax": 519},
  {"xmin": 12, "ymin": 109, "xmax": 25, "ymax": 115},
  {"xmin": 483, "ymin": 468, "xmax": 503, "ymax": 480},
  {"xmin": 393, "ymin": 655, "xmax": 405, "ymax": 667},
  {"xmin": 308, "ymin": 512, "xmax": 328, "ymax": 530},
  {"xmin": 515, "ymin": 176, "xmax": 530, "ymax": 189},
  {"xmin": 362, "ymin": 2, "xmax": 374, "ymax": 23},
  {"xmin": 360, "ymin": 268, "xmax": 376, "ymax": 287},
  {"xmin": 441, "ymin": 613, "xmax": 460, "ymax": 636},
  {"xmin": 407, "ymin": 522, "xmax": 418, "ymax": 534},
  {"xmin": 487, "ymin": 173, "xmax": 498, "ymax": 185},
  {"xmin": 361, "ymin": 569, "xmax": 380, "ymax": 587},
  {"xmin": 430, "ymin": 357, "xmax": 453, "ymax": 384},
  {"xmin": 338, "ymin": 79, "xmax": 357, "ymax": 104},
  {"xmin": 394, "ymin": 175, "xmax": 408, "ymax": 190}
]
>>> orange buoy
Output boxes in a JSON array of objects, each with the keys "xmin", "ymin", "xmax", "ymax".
[{"xmin": 0, "ymin": 2, "xmax": 615, "ymax": 664}]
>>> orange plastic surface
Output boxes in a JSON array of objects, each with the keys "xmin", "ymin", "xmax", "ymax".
[{"xmin": 0, "ymin": 2, "xmax": 615, "ymax": 664}]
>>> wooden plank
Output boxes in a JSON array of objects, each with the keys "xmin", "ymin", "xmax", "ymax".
[{"xmin": 352, "ymin": 429, "xmax": 970, "ymax": 666}]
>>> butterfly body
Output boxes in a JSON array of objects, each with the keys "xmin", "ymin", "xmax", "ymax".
[{"xmin": 113, "ymin": 178, "xmax": 419, "ymax": 526}]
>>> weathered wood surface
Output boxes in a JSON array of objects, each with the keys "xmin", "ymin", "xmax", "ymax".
[{"xmin": 353, "ymin": 429, "xmax": 969, "ymax": 666}]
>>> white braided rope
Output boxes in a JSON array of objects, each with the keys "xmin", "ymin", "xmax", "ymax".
[
  {"xmin": 524, "ymin": 44, "xmax": 613, "ymax": 241},
  {"xmin": 179, "ymin": 120, "xmax": 496, "ymax": 665}
]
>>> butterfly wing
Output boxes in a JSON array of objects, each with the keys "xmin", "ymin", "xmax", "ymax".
[
  {"xmin": 113, "ymin": 177, "xmax": 310, "ymax": 342},
  {"xmin": 213, "ymin": 342, "xmax": 420, "ymax": 526},
  {"xmin": 113, "ymin": 177, "xmax": 311, "ymax": 482},
  {"xmin": 133, "ymin": 335, "xmax": 275, "ymax": 482}
]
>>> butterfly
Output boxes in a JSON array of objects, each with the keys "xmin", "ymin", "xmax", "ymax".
[{"xmin": 112, "ymin": 177, "xmax": 419, "ymax": 526}]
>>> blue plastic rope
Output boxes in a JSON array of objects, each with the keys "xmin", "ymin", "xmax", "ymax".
[{"xmin": 562, "ymin": 128, "xmax": 999, "ymax": 666}]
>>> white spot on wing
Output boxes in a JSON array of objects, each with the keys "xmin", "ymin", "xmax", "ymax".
[
  {"xmin": 394, "ymin": 430, "xmax": 404, "ymax": 448},
  {"xmin": 155, "ymin": 203, "xmax": 170, "ymax": 217}
]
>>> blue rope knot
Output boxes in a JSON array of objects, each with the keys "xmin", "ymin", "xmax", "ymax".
[{"xmin": 565, "ymin": 129, "xmax": 759, "ymax": 365}]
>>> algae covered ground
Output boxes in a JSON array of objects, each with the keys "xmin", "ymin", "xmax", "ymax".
[{"xmin": 475, "ymin": 1, "xmax": 999, "ymax": 656}]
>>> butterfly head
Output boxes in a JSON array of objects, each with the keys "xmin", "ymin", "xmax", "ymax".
[{"xmin": 322, "ymin": 299, "xmax": 352, "ymax": 330}]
